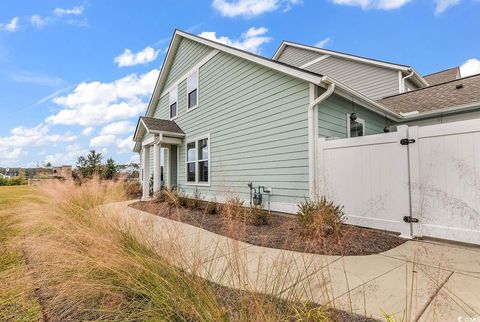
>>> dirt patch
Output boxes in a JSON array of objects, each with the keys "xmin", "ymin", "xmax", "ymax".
[{"xmin": 130, "ymin": 201, "xmax": 406, "ymax": 256}]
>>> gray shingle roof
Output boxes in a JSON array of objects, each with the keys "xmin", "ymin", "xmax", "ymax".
[
  {"xmin": 141, "ymin": 117, "xmax": 184, "ymax": 134},
  {"xmin": 423, "ymin": 67, "xmax": 460, "ymax": 86},
  {"xmin": 379, "ymin": 74, "xmax": 480, "ymax": 114}
]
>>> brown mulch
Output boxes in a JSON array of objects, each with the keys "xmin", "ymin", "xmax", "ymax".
[{"xmin": 130, "ymin": 201, "xmax": 406, "ymax": 256}]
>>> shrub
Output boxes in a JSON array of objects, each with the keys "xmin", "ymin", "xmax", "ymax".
[
  {"xmin": 0, "ymin": 177, "xmax": 27, "ymax": 186},
  {"xmin": 124, "ymin": 180, "xmax": 142, "ymax": 199},
  {"xmin": 158, "ymin": 187, "xmax": 185, "ymax": 207},
  {"xmin": 202, "ymin": 201, "xmax": 218, "ymax": 215},
  {"xmin": 221, "ymin": 196, "xmax": 245, "ymax": 220},
  {"xmin": 297, "ymin": 197, "xmax": 345, "ymax": 237},
  {"xmin": 246, "ymin": 206, "xmax": 271, "ymax": 226},
  {"xmin": 186, "ymin": 189, "xmax": 203, "ymax": 210}
]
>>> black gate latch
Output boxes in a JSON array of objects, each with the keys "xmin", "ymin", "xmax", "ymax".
[
  {"xmin": 403, "ymin": 216, "xmax": 419, "ymax": 223},
  {"xmin": 400, "ymin": 138, "xmax": 416, "ymax": 145}
]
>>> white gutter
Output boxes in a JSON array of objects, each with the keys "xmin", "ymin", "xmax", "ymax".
[
  {"xmin": 308, "ymin": 78, "xmax": 335, "ymax": 199},
  {"xmin": 401, "ymin": 69, "xmax": 415, "ymax": 92}
]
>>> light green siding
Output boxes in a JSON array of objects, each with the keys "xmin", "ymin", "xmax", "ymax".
[
  {"xmin": 152, "ymin": 49, "xmax": 310, "ymax": 207},
  {"xmin": 164, "ymin": 38, "xmax": 213, "ymax": 90},
  {"xmin": 318, "ymin": 93, "xmax": 388, "ymax": 139}
]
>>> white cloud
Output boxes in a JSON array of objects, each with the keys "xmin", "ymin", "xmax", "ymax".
[
  {"xmin": 46, "ymin": 69, "xmax": 159, "ymax": 126},
  {"xmin": 10, "ymin": 70, "xmax": 65, "ymax": 87},
  {"xmin": 43, "ymin": 144, "xmax": 88, "ymax": 166},
  {"xmin": 30, "ymin": 15, "xmax": 48, "ymax": 28},
  {"xmin": 435, "ymin": 0, "xmax": 461, "ymax": 14},
  {"xmin": 81, "ymin": 127, "xmax": 94, "ymax": 136},
  {"xmin": 114, "ymin": 46, "xmax": 160, "ymax": 67},
  {"xmin": 212, "ymin": 0, "xmax": 301, "ymax": 17},
  {"xmin": 0, "ymin": 147, "xmax": 27, "ymax": 160},
  {"xmin": 90, "ymin": 135, "xmax": 116, "ymax": 148},
  {"xmin": 100, "ymin": 121, "xmax": 134, "ymax": 135},
  {"xmin": 1, "ymin": 17, "xmax": 19, "ymax": 32},
  {"xmin": 198, "ymin": 27, "xmax": 271, "ymax": 54},
  {"xmin": 460, "ymin": 58, "xmax": 480, "ymax": 77},
  {"xmin": 0, "ymin": 124, "xmax": 76, "ymax": 150},
  {"xmin": 314, "ymin": 37, "xmax": 331, "ymax": 48},
  {"xmin": 116, "ymin": 137, "xmax": 135, "ymax": 152},
  {"xmin": 331, "ymin": 0, "xmax": 410, "ymax": 10},
  {"xmin": 90, "ymin": 134, "xmax": 133, "ymax": 152},
  {"xmin": 54, "ymin": 5, "xmax": 84, "ymax": 17}
]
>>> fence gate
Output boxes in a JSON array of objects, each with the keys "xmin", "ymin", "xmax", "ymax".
[{"xmin": 318, "ymin": 119, "xmax": 480, "ymax": 245}]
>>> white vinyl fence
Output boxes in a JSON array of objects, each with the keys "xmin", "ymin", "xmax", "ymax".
[{"xmin": 317, "ymin": 119, "xmax": 480, "ymax": 245}]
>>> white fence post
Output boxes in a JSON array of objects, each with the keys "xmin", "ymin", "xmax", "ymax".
[
  {"xmin": 407, "ymin": 126, "xmax": 421, "ymax": 237},
  {"xmin": 396, "ymin": 125, "xmax": 414, "ymax": 238}
]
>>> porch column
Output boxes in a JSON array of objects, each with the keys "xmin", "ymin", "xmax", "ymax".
[
  {"xmin": 153, "ymin": 142, "xmax": 161, "ymax": 193},
  {"xmin": 142, "ymin": 146, "xmax": 150, "ymax": 200},
  {"xmin": 164, "ymin": 145, "xmax": 171, "ymax": 189}
]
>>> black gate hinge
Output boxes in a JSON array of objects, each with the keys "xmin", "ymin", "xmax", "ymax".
[
  {"xmin": 400, "ymin": 138, "xmax": 416, "ymax": 145},
  {"xmin": 403, "ymin": 216, "xmax": 419, "ymax": 223}
]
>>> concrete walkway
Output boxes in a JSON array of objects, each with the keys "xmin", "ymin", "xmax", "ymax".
[{"xmin": 106, "ymin": 201, "xmax": 480, "ymax": 321}]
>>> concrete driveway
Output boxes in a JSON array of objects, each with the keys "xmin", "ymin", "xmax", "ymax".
[{"xmin": 106, "ymin": 201, "xmax": 480, "ymax": 321}]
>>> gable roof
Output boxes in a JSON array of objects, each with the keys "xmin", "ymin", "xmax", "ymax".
[
  {"xmin": 133, "ymin": 117, "xmax": 184, "ymax": 142},
  {"xmin": 378, "ymin": 74, "xmax": 480, "ymax": 115},
  {"xmin": 144, "ymin": 30, "xmax": 329, "ymax": 119},
  {"xmin": 272, "ymin": 41, "xmax": 429, "ymax": 88},
  {"xmin": 144, "ymin": 30, "xmax": 407, "ymax": 122},
  {"xmin": 423, "ymin": 67, "xmax": 460, "ymax": 86}
]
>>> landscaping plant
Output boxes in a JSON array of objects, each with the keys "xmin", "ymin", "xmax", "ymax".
[{"xmin": 297, "ymin": 197, "xmax": 346, "ymax": 237}]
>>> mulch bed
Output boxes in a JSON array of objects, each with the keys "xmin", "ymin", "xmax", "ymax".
[{"xmin": 130, "ymin": 201, "xmax": 406, "ymax": 256}]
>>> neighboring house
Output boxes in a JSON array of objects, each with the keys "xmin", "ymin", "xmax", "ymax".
[
  {"xmin": 423, "ymin": 67, "xmax": 460, "ymax": 86},
  {"xmin": 133, "ymin": 30, "xmax": 480, "ymax": 213}
]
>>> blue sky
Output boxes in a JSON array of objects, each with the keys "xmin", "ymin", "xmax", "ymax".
[{"xmin": 1, "ymin": 0, "xmax": 479, "ymax": 167}]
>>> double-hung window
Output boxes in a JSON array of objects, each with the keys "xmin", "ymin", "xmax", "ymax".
[
  {"xmin": 186, "ymin": 135, "xmax": 209, "ymax": 185},
  {"xmin": 347, "ymin": 113, "xmax": 365, "ymax": 138},
  {"xmin": 169, "ymin": 87, "xmax": 178, "ymax": 119},
  {"xmin": 187, "ymin": 70, "xmax": 198, "ymax": 110}
]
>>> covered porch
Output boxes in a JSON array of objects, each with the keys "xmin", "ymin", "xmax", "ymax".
[{"xmin": 133, "ymin": 117, "xmax": 184, "ymax": 200}]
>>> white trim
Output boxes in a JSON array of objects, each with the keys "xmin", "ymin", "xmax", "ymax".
[
  {"xmin": 346, "ymin": 113, "xmax": 366, "ymax": 138},
  {"xmin": 299, "ymin": 55, "xmax": 330, "ymax": 69},
  {"xmin": 185, "ymin": 133, "xmax": 211, "ymax": 187},
  {"xmin": 186, "ymin": 69, "xmax": 199, "ymax": 111}
]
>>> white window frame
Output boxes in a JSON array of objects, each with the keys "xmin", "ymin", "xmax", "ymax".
[
  {"xmin": 346, "ymin": 113, "xmax": 366, "ymax": 138},
  {"xmin": 186, "ymin": 69, "xmax": 199, "ymax": 111},
  {"xmin": 185, "ymin": 133, "xmax": 210, "ymax": 186},
  {"xmin": 169, "ymin": 86, "xmax": 178, "ymax": 120}
]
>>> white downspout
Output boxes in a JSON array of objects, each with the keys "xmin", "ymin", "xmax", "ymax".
[
  {"xmin": 308, "ymin": 79, "xmax": 335, "ymax": 200},
  {"xmin": 401, "ymin": 69, "xmax": 415, "ymax": 93}
]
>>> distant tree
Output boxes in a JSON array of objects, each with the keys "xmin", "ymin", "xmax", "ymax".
[
  {"xmin": 76, "ymin": 150, "xmax": 103, "ymax": 178},
  {"xmin": 103, "ymin": 158, "xmax": 118, "ymax": 180},
  {"xmin": 45, "ymin": 162, "xmax": 52, "ymax": 168}
]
